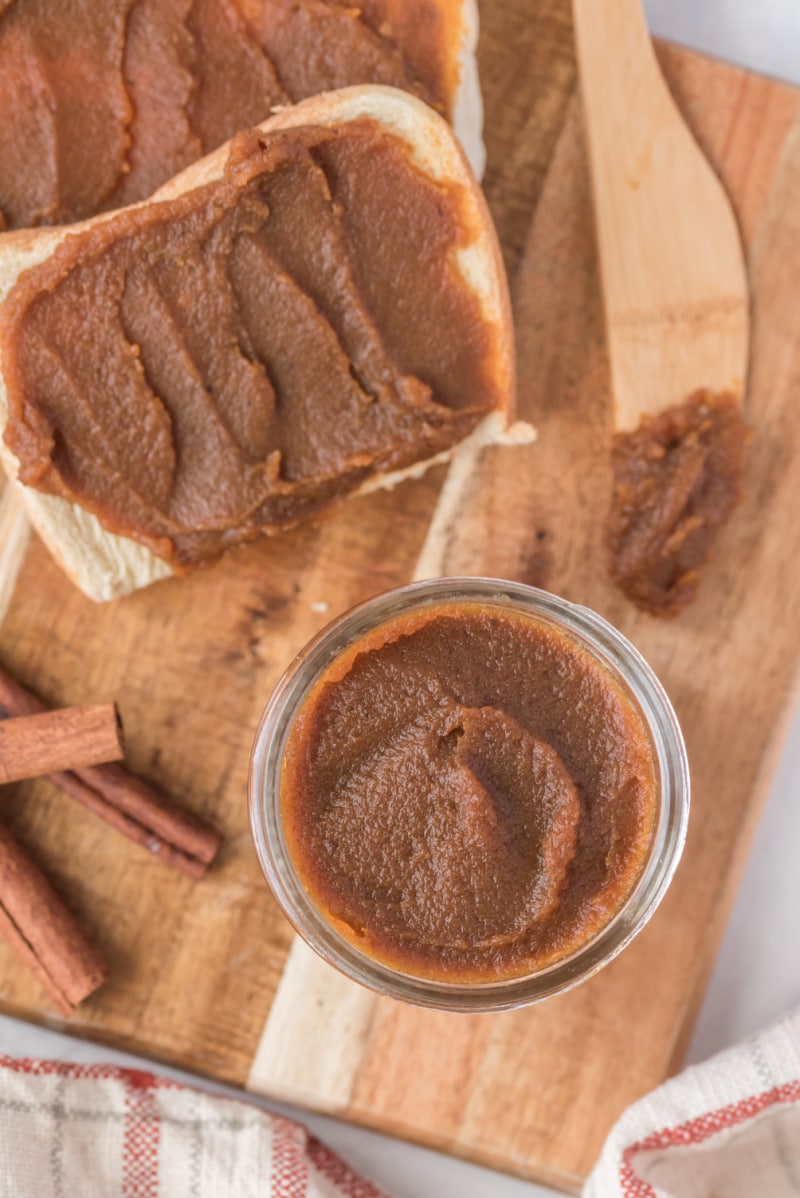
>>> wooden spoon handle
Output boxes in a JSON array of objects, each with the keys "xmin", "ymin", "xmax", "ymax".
[
  {"xmin": 573, "ymin": 0, "xmax": 749, "ymax": 429},
  {"xmin": 573, "ymin": 0, "xmax": 670, "ymax": 113}
]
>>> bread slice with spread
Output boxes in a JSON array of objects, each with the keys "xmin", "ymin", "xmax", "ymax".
[
  {"xmin": 0, "ymin": 0, "xmax": 485, "ymax": 232},
  {"xmin": 0, "ymin": 87, "xmax": 519, "ymax": 601}
]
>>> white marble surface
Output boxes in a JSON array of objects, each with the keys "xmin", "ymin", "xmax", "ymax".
[
  {"xmin": 1, "ymin": 5, "xmax": 799, "ymax": 1196},
  {"xmin": 645, "ymin": 0, "xmax": 800, "ymax": 86}
]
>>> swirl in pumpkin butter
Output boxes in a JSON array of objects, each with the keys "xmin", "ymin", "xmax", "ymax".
[
  {"xmin": 2, "ymin": 119, "xmax": 506, "ymax": 568},
  {"xmin": 281, "ymin": 603, "xmax": 659, "ymax": 982}
]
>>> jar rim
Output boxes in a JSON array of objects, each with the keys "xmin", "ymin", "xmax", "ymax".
[{"xmin": 249, "ymin": 577, "xmax": 690, "ymax": 1012}]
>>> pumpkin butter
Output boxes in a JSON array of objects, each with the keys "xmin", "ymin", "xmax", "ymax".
[
  {"xmin": 608, "ymin": 391, "xmax": 752, "ymax": 617},
  {"xmin": 0, "ymin": 0, "xmax": 448, "ymax": 230},
  {"xmin": 281, "ymin": 602, "xmax": 659, "ymax": 982},
  {"xmin": 2, "ymin": 121, "xmax": 502, "ymax": 567}
]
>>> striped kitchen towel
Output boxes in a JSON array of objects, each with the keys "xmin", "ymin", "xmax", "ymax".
[
  {"xmin": 584, "ymin": 1007, "xmax": 800, "ymax": 1197},
  {"xmin": 0, "ymin": 1056, "xmax": 389, "ymax": 1197}
]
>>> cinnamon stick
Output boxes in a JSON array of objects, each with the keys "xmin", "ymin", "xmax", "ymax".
[
  {"xmin": 0, "ymin": 704, "xmax": 124, "ymax": 785},
  {"xmin": 52, "ymin": 769, "xmax": 215, "ymax": 880},
  {"xmin": 77, "ymin": 764, "xmax": 220, "ymax": 866},
  {"xmin": 0, "ymin": 666, "xmax": 222, "ymax": 878},
  {"xmin": 0, "ymin": 822, "xmax": 108, "ymax": 1015}
]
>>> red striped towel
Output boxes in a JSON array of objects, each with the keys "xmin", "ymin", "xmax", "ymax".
[
  {"xmin": 0, "ymin": 1056, "xmax": 390, "ymax": 1197},
  {"xmin": 584, "ymin": 1008, "xmax": 800, "ymax": 1197}
]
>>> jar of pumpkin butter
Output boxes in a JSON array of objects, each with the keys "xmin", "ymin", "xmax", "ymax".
[{"xmin": 249, "ymin": 578, "xmax": 689, "ymax": 1011}]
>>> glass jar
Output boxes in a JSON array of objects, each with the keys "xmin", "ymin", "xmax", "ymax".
[{"xmin": 249, "ymin": 577, "xmax": 689, "ymax": 1012}]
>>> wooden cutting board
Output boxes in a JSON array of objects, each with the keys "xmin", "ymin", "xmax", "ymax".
[{"xmin": 1, "ymin": 2, "xmax": 800, "ymax": 1188}]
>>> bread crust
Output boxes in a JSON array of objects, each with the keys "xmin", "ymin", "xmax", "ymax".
[
  {"xmin": 450, "ymin": 0, "xmax": 485, "ymax": 179},
  {"xmin": 0, "ymin": 85, "xmax": 513, "ymax": 601}
]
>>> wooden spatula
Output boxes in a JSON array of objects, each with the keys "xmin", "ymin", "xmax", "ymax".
[
  {"xmin": 573, "ymin": 0, "xmax": 751, "ymax": 615},
  {"xmin": 573, "ymin": 0, "xmax": 749, "ymax": 428}
]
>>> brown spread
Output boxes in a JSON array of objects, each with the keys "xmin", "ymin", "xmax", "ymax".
[
  {"xmin": 608, "ymin": 391, "xmax": 752, "ymax": 617},
  {"xmin": 2, "ymin": 121, "xmax": 501, "ymax": 567},
  {"xmin": 281, "ymin": 602, "xmax": 658, "ymax": 982},
  {"xmin": 0, "ymin": 0, "xmax": 447, "ymax": 230}
]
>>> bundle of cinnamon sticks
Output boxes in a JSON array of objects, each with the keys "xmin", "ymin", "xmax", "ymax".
[{"xmin": 0, "ymin": 664, "xmax": 223, "ymax": 1015}]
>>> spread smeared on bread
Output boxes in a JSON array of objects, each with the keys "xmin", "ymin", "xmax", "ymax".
[
  {"xmin": 0, "ymin": 0, "xmax": 479, "ymax": 230},
  {"xmin": 0, "ymin": 91, "xmax": 514, "ymax": 590}
]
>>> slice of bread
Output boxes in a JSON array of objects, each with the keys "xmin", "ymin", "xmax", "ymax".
[
  {"xmin": 0, "ymin": 0, "xmax": 485, "ymax": 232},
  {"xmin": 0, "ymin": 86, "xmax": 518, "ymax": 601}
]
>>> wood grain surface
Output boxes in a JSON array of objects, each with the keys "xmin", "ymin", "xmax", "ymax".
[{"xmin": 1, "ymin": 2, "xmax": 799, "ymax": 1188}]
